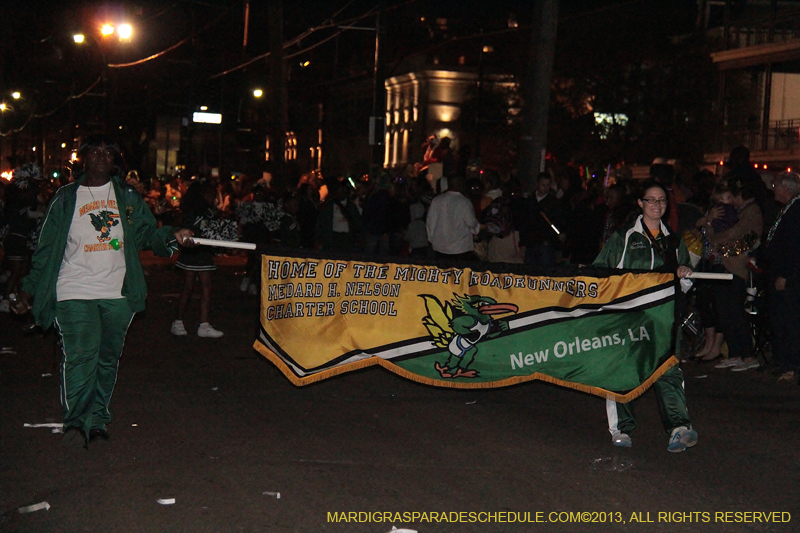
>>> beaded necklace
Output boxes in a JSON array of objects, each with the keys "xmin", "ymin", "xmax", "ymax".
[
  {"xmin": 85, "ymin": 180, "xmax": 112, "ymax": 206},
  {"xmin": 766, "ymin": 194, "xmax": 800, "ymax": 244}
]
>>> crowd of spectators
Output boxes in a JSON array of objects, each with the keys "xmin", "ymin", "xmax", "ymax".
[{"xmin": 1, "ymin": 142, "xmax": 798, "ymax": 383}]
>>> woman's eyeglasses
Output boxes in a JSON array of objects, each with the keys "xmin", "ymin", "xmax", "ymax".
[{"xmin": 642, "ymin": 198, "xmax": 668, "ymax": 205}]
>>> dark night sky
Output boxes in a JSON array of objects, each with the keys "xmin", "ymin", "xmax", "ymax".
[{"xmin": 0, "ymin": 0, "xmax": 702, "ymax": 145}]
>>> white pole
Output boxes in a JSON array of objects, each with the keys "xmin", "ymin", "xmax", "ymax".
[
  {"xmin": 190, "ymin": 238, "xmax": 256, "ymax": 250},
  {"xmin": 686, "ymin": 272, "xmax": 734, "ymax": 280}
]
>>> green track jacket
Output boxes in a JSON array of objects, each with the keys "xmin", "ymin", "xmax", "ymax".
[
  {"xmin": 21, "ymin": 174, "xmax": 178, "ymax": 329},
  {"xmin": 593, "ymin": 215, "xmax": 691, "ymax": 271}
]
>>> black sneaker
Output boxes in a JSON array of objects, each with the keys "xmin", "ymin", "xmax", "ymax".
[
  {"xmin": 61, "ymin": 427, "xmax": 87, "ymax": 450},
  {"xmin": 89, "ymin": 428, "xmax": 110, "ymax": 443}
]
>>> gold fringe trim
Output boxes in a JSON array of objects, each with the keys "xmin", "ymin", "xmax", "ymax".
[{"xmin": 253, "ymin": 341, "xmax": 679, "ymax": 403}]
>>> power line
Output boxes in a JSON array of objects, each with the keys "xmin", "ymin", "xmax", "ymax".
[
  {"xmin": 209, "ymin": 1, "xmax": 384, "ymax": 79},
  {"xmin": 108, "ymin": 6, "xmax": 232, "ymax": 68}
]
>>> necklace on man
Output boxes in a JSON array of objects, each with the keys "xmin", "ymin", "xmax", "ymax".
[{"xmin": 86, "ymin": 181, "xmax": 121, "ymax": 250}]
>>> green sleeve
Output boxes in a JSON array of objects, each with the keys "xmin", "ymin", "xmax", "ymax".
[
  {"xmin": 21, "ymin": 193, "xmax": 64, "ymax": 295},
  {"xmin": 593, "ymin": 232, "xmax": 624, "ymax": 269}
]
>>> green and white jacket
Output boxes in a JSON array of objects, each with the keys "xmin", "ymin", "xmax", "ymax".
[
  {"xmin": 593, "ymin": 215, "xmax": 691, "ymax": 272},
  {"xmin": 21, "ymin": 174, "xmax": 178, "ymax": 329}
]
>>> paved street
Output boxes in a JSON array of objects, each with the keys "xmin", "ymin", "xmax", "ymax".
[{"xmin": 1, "ymin": 260, "xmax": 799, "ymax": 533}]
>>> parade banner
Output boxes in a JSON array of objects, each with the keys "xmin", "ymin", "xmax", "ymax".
[{"xmin": 254, "ymin": 255, "xmax": 679, "ymax": 403}]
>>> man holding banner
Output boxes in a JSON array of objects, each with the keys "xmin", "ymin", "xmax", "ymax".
[{"xmin": 594, "ymin": 180, "xmax": 698, "ymax": 453}]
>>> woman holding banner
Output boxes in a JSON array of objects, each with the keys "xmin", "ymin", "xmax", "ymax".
[
  {"xmin": 12, "ymin": 135, "xmax": 194, "ymax": 450},
  {"xmin": 593, "ymin": 179, "xmax": 698, "ymax": 453}
]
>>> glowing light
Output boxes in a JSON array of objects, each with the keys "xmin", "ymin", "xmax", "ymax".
[
  {"xmin": 193, "ymin": 112, "xmax": 222, "ymax": 124},
  {"xmin": 763, "ymin": 165, "xmax": 768, "ymax": 169},
  {"xmin": 754, "ymin": 164, "xmax": 758, "ymax": 168},
  {"xmin": 200, "ymin": 106, "xmax": 208, "ymax": 111},
  {"xmin": 101, "ymin": 24, "xmax": 115, "ymax": 36},
  {"xmin": 300, "ymin": 60, "xmax": 310, "ymax": 67},
  {"xmin": 431, "ymin": 105, "xmax": 459, "ymax": 123},
  {"xmin": 118, "ymin": 24, "xmax": 132, "ymax": 40},
  {"xmin": 788, "ymin": 167, "xmax": 792, "ymax": 172},
  {"xmin": 12, "ymin": 92, "xmax": 20, "ymax": 99},
  {"xmin": 71, "ymin": 152, "xmax": 77, "ymax": 162},
  {"xmin": 253, "ymin": 89, "xmax": 263, "ymax": 97},
  {"xmin": 482, "ymin": 45, "xmax": 494, "ymax": 53},
  {"xmin": 593, "ymin": 113, "xmax": 628, "ymax": 139},
  {"xmin": 719, "ymin": 161, "xmax": 724, "ymax": 165},
  {"xmin": 61, "ymin": 143, "xmax": 66, "ymax": 148},
  {"xmin": 32, "ymin": 147, "xmax": 36, "ymax": 151},
  {"xmin": 0, "ymin": 103, "xmax": 6, "ymax": 111},
  {"xmin": 73, "ymin": 34, "xmax": 85, "ymax": 43},
  {"xmin": 1, "ymin": 171, "xmax": 12, "ymax": 181}
]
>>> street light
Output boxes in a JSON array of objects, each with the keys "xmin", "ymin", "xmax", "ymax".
[
  {"xmin": 73, "ymin": 23, "xmax": 133, "ymax": 129},
  {"xmin": 12, "ymin": 92, "xmax": 20, "ymax": 99},
  {"xmin": 253, "ymin": 89, "xmax": 263, "ymax": 98},
  {"xmin": 118, "ymin": 24, "xmax": 132, "ymax": 41}
]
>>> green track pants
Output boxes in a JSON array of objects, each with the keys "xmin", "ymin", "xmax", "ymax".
[
  {"xmin": 606, "ymin": 364, "xmax": 691, "ymax": 436},
  {"xmin": 55, "ymin": 299, "xmax": 134, "ymax": 436}
]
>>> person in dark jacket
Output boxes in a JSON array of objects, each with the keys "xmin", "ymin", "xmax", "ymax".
[
  {"xmin": 315, "ymin": 179, "xmax": 363, "ymax": 252},
  {"xmin": 724, "ymin": 145, "xmax": 769, "ymax": 213},
  {"xmin": 519, "ymin": 172, "xmax": 565, "ymax": 268},
  {"xmin": 764, "ymin": 171, "xmax": 800, "ymax": 383}
]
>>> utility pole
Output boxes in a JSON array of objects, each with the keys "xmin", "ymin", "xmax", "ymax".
[
  {"xmin": 520, "ymin": 0, "xmax": 559, "ymax": 192},
  {"xmin": 369, "ymin": 0, "xmax": 386, "ymax": 178},
  {"xmin": 268, "ymin": 0, "xmax": 287, "ymax": 188}
]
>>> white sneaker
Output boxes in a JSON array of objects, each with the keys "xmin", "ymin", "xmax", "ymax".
[
  {"xmin": 171, "ymin": 319, "xmax": 187, "ymax": 336},
  {"xmin": 239, "ymin": 276, "xmax": 250, "ymax": 292},
  {"xmin": 197, "ymin": 322, "xmax": 223, "ymax": 338},
  {"xmin": 612, "ymin": 432, "xmax": 632, "ymax": 447},
  {"xmin": 714, "ymin": 357, "xmax": 742, "ymax": 369},
  {"xmin": 0, "ymin": 300, "xmax": 10, "ymax": 313},
  {"xmin": 731, "ymin": 358, "xmax": 759, "ymax": 372},
  {"xmin": 248, "ymin": 283, "xmax": 258, "ymax": 295},
  {"xmin": 668, "ymin": 426, "xmax": 698, "ymax": 453}
]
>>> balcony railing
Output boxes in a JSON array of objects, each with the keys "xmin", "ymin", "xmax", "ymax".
[
  {"xmin": 719, "ymin": 7, "xmax": 800, "ymax": 50},
  {"xmin": 715, "ymin": 118, "xmax": 800, "ymax": 155}
]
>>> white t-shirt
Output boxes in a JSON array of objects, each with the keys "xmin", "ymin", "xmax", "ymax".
[
  {"xmin": 332, "ymin": 201, "xmax": 350, "ymax": 233},
  {"xmin": 57, "ymin": 182, "xmax": 127, "ymax": 301},
  {"xmin": 426, "ymin": 190, "xmax": 480, "ymax": 254}
]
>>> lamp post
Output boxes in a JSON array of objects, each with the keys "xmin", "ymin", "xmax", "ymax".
[{"xmin": 73, "ymin": 22, "xmax": 133, "ymax": 131}]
